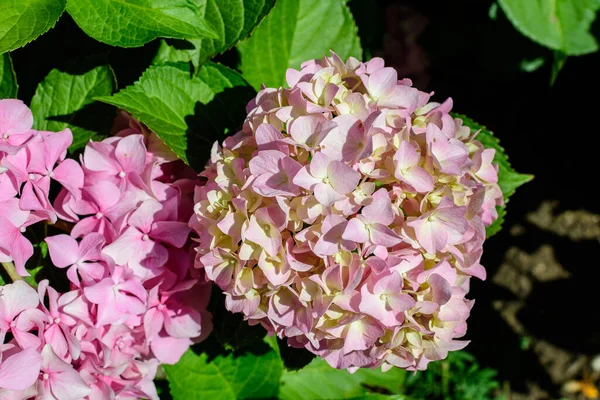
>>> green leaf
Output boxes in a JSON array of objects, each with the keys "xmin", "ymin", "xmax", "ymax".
[
  {"xmin": 66, "ymin": 0, "xmax": 218, "ymax": 48},
  {"xmin": 0, "ymin": 53, "xmax": 18, "ymax": 98},
  {"xmin": 154, "ymin": 0, "xmax": 275, "ymax": 69},
  {"xmin": 550, "ymin": 50, "xmax": 568, "ymax": 85},
  {"xmin": 163, "ymin": 337, "xmax": 283, "ymax": 400},
  {"xmin": 237, "ymin": 0, "xmax": 362, "ymax": 89},
  {"xmin": 0, "ymin": 0, "xmax": 66, "ymax": 54},
  {"xmin": 30, "ymin": 65, "xmax": 117, "ymax": 152},
  {"xmin": 23, "ymin": 265, "xmax": 44, "ymax": 288},
  {"xmin": 97, "ymin": 62, "xmax": 255, "ymax": 170},
  {"xmin": 519, "ymin": 56, "xmax": 546, "ymax": 73},
  {"xmin": 279, "ymin": 358, "xmax": 406, "ymax": 400},
  {"xmin": 498, "ymin": 0, "xmax": 600, "ymax": 55},
  {"xmin": 454, "ymin": 114, "xmax": 533, "ymax": 237}
]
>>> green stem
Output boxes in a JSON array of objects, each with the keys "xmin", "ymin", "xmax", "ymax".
[{"xmin": 2, "ymin": 261, "xmax": 24, "ymax": 282}]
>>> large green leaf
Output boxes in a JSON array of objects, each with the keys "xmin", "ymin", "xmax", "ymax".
[
  {"xmin": 97, "ymin": 62, "xmax": 254, "ymax": 170},
  {"xmin": 30, "ymin": 65, "xmax": 117, "ymax": 152},
  {"xmin": 0, "ymin": 53, "xmax": 18, "ymax": 98},
  {"xmin": 279, "ymin": 358, "xmax": 406, "ymax": 400},
  {"xmin": 455, "ymin": 114, "xmax": 533, "ymax": 237},
  {"xmin": 163, "ymin": 336, "xmax": 283, "ymax": 400},
  {"xmin": 154, "ymin": 0, "xmax": 275, "ymax": 69},
  {"xmin": 237, "ymin": 0, "xmax": 362, "ymax": 89},
  {"xmin": 498, "ymin": 0, "xmax": 600, "ymax": 55},
  {"xmin": 0, "ymin": 0, "xmax": 65, "ymax": 54},
  {"xmin": 66, "ymin": 0, "xmax": 218, "ymax": 48}
]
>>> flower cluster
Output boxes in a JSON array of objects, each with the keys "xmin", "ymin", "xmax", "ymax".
[
  {"xmin": 191, "ymin": 53, "xmax": 503, "ymax": 372},
  {"xmin": 0, "ymin": 100, "xmax": 211, "ymax": 398}
]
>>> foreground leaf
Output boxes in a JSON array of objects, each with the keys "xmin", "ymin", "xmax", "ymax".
[
  {"xmin": 0, "ymin": 53, "xmax": 18, "ymax": 98},
  {"xmin": 279, "ymin": 358, "xmax": 406, "ymax": 400},
  {"xmin": 237, "ymin": 0, "xmax": 362, "ymax": 89},
  {"xmin": 30, "ymin": 65, "xmax": 117, "ymax": 152},
  {"xmin": 66, "ymin": 0, "xmax": 218, "ymax": 48},
  {"xmin": 97, "ymin": 62, "xmax": 254, "ymax": 170},
  {"xmin": 0, "ymin": 0, "xmax": 66, "ymax": 54},
  {"xmin": 154, "ymin": 0, "xmax": 275, "ymax": 68},
  {"xmin": 456, "ymin": 114, "xmax": 533, "ymax": 237},
  {"xmin": 498, "ymin": 0, "xmax": 600, "ymax": 55},
  {"xmin": 164, "ymin": 337, "xmax": 283, "ymax": 400}
]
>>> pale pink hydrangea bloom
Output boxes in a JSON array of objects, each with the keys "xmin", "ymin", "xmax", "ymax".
[
  {"xmin": 191, "ymin": 53, "xmax": 503, "ymax": 372},
  {"xmin": 0, "ymin": 101, "xmax": 212, "ymax": 398}
]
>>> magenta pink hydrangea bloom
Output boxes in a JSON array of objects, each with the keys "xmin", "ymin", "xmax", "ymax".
[
  {"xmin": 0, "ymin": 102, "xmax": 212, "ymax": 398},
  {"xmin": 190, "ymin": 53, "xmax": 503, "ymax": 372}
]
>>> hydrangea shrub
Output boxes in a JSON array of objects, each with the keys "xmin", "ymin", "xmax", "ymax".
[{"xmin": 0, "ymin": 0, "xmax": 534, "ymax": 398}]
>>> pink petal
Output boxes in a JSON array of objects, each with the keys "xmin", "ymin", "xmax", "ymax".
[
  {"xmin": 82, "ymin": 278, "xmax": 113, "ymax": 305},
  {"xmin": 115, "ymin": 134, "xmax": 146, "ymax": 174},
  {"xmin": 45, "ymin": 234, "xmax": 79, "ymax": 268},
  {"xmin": 288, "ymin": 115, "xmax": 335, "ymax": 148},
  {"xmin": 369, "ymin": 223, "xmax": 401, "ymax": 247},
  {"xmin": 150, "ymin": 221, "xmax": 190, "ymax": 248},
  {"xmin": 343, "ymin": 317, "xmax": 384, "ymax": 354},
  {"xmin": 394, "ymin": 140, "xmax": 420, "ymax": 170},
  {"xmin": 366, "ymin": 67, "xmax": 397, "ymax": 99},
  {"xmin": 42, "ymin": 129, "xmax": 72, "ymax": 168},
  {"xmin": 44, "ymin": 324, "xmax": 69, "ymax": 361},
  {"xmin": 428, "ymin": 273, "xmax": 452, "ymax": 306},
  {"xmin": 52, "ymin": 159, "xmax": 84, "ymax": 196},
  {"xmin": 82, "ymin": 141, "xmax": 120, "ymax": 174},
  {"xmin": 378, "ymin": 85, "xmax": 419, "ymax": 109},
  {"xmin": 164, "ymin": 306, "xmax": 202, "ymax": 338},
  {"xmin": 314, "ymin": 182, "xmax": 346, "ymax": 206},
  {"xmin": 245, "ymin": 213, "xmax": 281, "ymax": 257},
  {"xmin": 309, "ymin": 152, "xmax": 330, "ymax": 179},
  {"xmin": 77, "ymin": 232, "xmax": 105, "ymax": 262},
  {"xmin": 85, "ymin": 180, "xmax": 121, "ymax": 212},
  {"xmin": 342, "ymin": 218, "xmax": 369, "ymax": 243},
  {"xmin": 362, "ymin": 188, "xmax": 394, "ymax": 225},
  {"xmin": 128, "ymin": 199, "xmax": 162, "ymax": 233},
  {"xmin": 402, "ymin": 166, "xmax": 434, "ymax": 193},
  {"xmin": 249, "ymin": 150, "xmax": 285, "ymax": 176},
  {"xmin": 292, "ymin": 166, "xmax": 321, "ymax": 190},
  {"xmin": 320, "ymin": 115, "xmax": 368, "ymax": 162},
  {"xmin": 328, "ymin": 161, "xmax": 360, "ymax": 195},
  {"xmin": 0, "ymin": 99, "xmax": 33, "ymax": 136},
  {"xmin": 150, "ymin": 334, "xmax": 191, "ymax": 365},
  {"xmin": 0, "ymin": 347, "xmax": 42, "ymax": 390},
  {"xmin": 144, "ymin": 307, "xmax": 165, "ymax": 338},
  {"xmin": 0, "ymin": 280, "xmax": 39, "ymax": 322},
  {"xmin": 255, "ymin": 123, "xmax": 287, "ymax": 152}
]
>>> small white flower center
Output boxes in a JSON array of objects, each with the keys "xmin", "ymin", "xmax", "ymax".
[
  {"xmin": 54, "ymin": 317, "xmax": 61, "ymax": 324},
  {"xmin": 28, "ymin": 173, "xmax": 36, "ymax": 180},
  {"xmin": 3, "ymin": 133, "xmax": 9, "ymax": 139},
  {"xmin": 43, "ymin": 373, "xmax": 49, "ymax": 381},
  {"xmin": 95, "ymin": 212, "xmax": 104, "ymax": 219},
  {"xmin": 118, "ymin": 171, "xmax": 126, "ymax": 178},
  {"xmin": 20, "ymin": 226, "xmax": 26, "ymax": 233},
  {"xmin": 142, "ymin": 234, "xmax": 150, "ymax": 241}
]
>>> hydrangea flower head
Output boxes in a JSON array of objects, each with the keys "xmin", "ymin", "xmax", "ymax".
[
  {"xmin": 0, "ymin": 102, "xmax": 212, "ymax": 398},
  {"xmin": 191, "ymin": 53, "xmax": 503, "ymax": 372}
]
